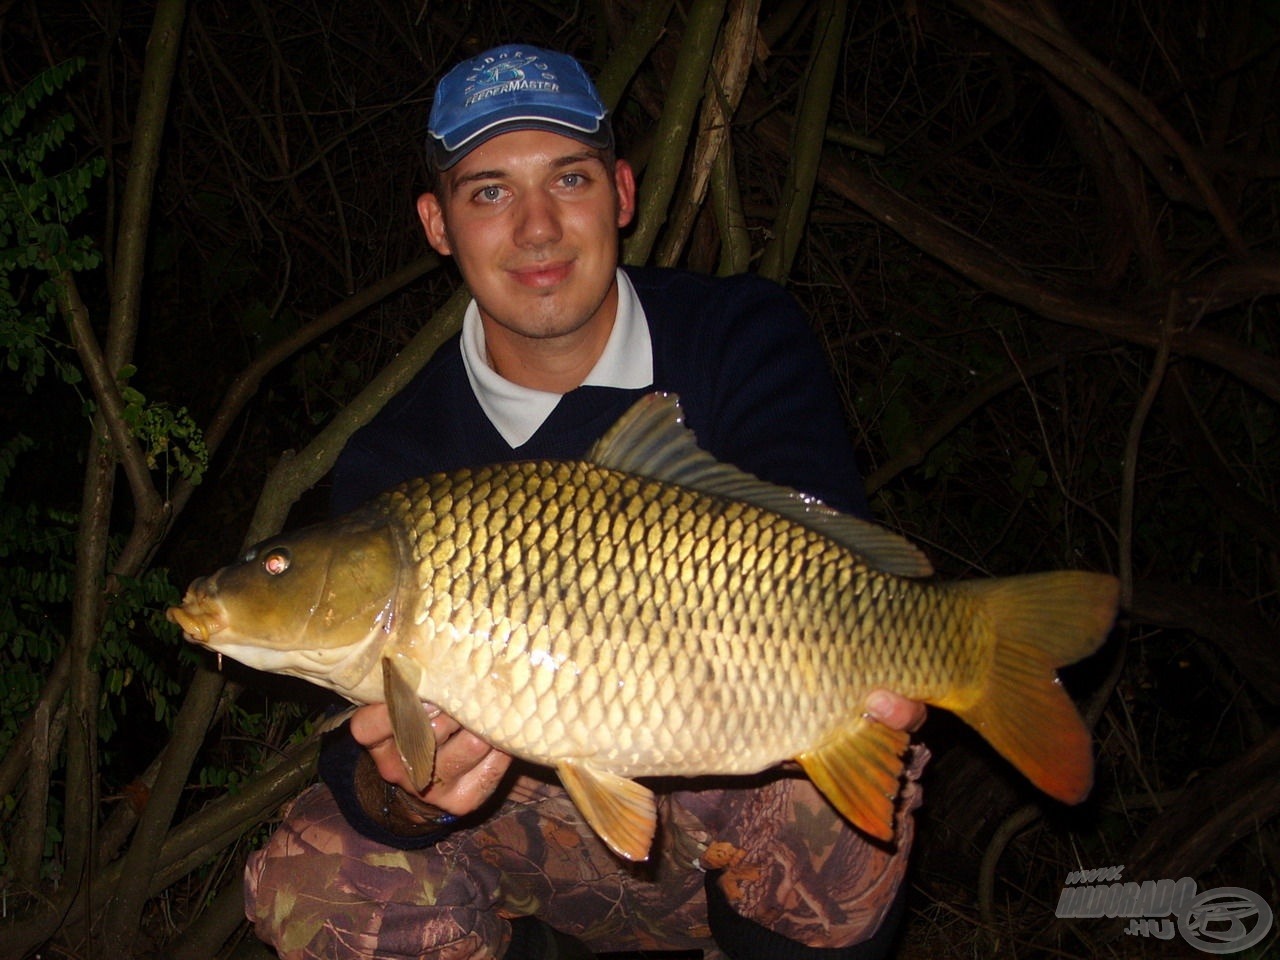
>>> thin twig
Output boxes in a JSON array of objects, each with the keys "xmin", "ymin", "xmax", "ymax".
[{"xmin": 1118, "ymin": 294, "xmax": 1177, "ymax": 609}]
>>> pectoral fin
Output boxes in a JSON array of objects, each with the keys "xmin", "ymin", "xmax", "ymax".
[
  {"xmin": 795, "ymin": 717, "xmax": 911, "ymax": 842},
  {"xmin": 556, "ymin": 760, "xmax": 657, "ymax": 862},
  {"xmin": 382, "ymin": 656, "xmax": 436, "ymax": 794}
]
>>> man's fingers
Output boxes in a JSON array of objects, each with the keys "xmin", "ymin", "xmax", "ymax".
[
  {"xmin": 348, "ymin": 700, "xmax": 512, "ymax": 813},
  {"xmin": 352, "ymin": 702, "xmax": 461, "ymax": 790},
  {"xmin": 865, "ymin": 689, "xmax": 927, "ymax": 733},
  {"xmin": 366, "ymin": 733, "xmax": 419, "ymax": 791},
  {"xmin": 348, "ymin": 702, "xmax": 395, "ymax": 749},
  {"xmin": 426, "ymin": 743, "xmax": 513, "ymax": 815},
  {"xmin": 427, "ymin": 709, "xmax": 461, "ymax": 744}
]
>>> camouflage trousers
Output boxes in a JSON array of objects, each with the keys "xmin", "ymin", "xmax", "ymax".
[{"xmin": 244, "ymin": 753, "xmax": 924, "ymax": 960}]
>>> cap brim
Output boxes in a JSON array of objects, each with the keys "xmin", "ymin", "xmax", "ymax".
[{"xmin": 428, "ymin": 117, "xmax": 613, "ymax": 171}]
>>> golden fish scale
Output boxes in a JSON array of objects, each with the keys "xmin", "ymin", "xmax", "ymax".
[{"xmin": 378, "ymin": 462, "xmax": 982, "ymax": 776}]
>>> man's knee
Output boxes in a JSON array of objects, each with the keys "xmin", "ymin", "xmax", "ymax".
[{"xmin": 243, "ymin": 785, "xmax": 505, "ymax": 960}]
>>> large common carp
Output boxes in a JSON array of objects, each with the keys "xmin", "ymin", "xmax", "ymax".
[{"xmin": 169, "ymin": 392, "xmax": 1118, "ymax": 861}]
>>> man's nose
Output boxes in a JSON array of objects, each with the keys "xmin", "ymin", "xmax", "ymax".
[{"xmin": 513, "ymin": 190, "xmax": 562, "ymax": 247}]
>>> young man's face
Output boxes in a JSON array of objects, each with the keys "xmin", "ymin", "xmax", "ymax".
[{"xmin": 418, "ymin": 128, "xmax": 636, "ymax": 355}]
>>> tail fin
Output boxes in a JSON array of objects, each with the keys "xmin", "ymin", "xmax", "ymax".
[{"xmin": 947, "ymin": 571, "xmax": 1119, "ymax": 804}]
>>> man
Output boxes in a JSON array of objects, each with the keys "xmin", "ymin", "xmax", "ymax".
[{"xmin": 245, "ymin": 44, "xmax": 926, "ymax": 960}]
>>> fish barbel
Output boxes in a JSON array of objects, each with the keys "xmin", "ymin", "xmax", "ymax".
[{"xmin": 168, "ymin": 392, "xmax": 1118, "ymax": 860}]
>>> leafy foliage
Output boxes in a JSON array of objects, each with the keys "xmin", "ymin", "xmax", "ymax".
[
  {"xmin": 0, "ymin": 435, "xmax": 71, "ymax": 756},
  {"xmin": 118, "ymin": 364, "xmax": 209, "ymax": 485},
  {"xmin": 0, "ymin": 430, "xmax": 191, "ymax": 753},
  {"xmin": 0, "ymin": 58, "xmax": 101, "ymax": 392},
  {"xmin": 0, "ymin": 54, "xmax": 206, "ymax": 890}
]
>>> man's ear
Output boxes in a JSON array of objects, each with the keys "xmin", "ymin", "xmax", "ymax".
[
  {"xmin": 417, "ymin": 192, "xmax": 452, "ymax": 255},
  {"xmin": 614, "ymin": 159, "xmax": 637, "ymax": 230}
]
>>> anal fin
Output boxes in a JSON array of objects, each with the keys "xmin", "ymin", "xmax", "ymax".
[
  {"xmin": 795, "ymin": 718, "xmax": 910, "ymax": 842},
  {"xmin": 556, "ymin": 760, "xmax": 658, "ymax": 862},
  {"xmin": 382, "ymin": 656, "xmax": 436, "ymax": 794}
]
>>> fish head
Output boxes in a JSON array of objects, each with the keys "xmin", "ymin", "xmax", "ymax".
[{"xmin": 167, "ymin": 513, "xmax": 407, "ymax": 699}]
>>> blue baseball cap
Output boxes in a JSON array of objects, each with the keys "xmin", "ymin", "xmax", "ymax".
[{"xmin": 427, "ymin": 45, "xmax": 612, "ymax": 171}]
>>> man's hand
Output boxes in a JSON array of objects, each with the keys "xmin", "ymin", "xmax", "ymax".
[
  {"xmin": 864, "ymin": 689, "xmax": 927, "ymax": 733},
  {"xmin": 349, "ymin": 702, "xmax": 512, "ymax": 816}
]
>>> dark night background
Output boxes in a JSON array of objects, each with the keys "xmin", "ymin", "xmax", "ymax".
[{"xmin": 1, "ymin": 1, "xmax": 1277, "ymax": 956}]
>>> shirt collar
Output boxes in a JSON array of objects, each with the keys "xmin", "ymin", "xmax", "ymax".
[{"xmin": 460, "ymin": 268, "xmax": 653, "ymax": 448}]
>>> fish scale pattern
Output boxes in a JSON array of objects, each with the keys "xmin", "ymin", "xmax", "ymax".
[{"xmin": 378, "ymin": 460, "xmax": 980, "ymax": 777}]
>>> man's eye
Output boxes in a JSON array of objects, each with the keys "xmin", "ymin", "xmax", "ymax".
[
  {"xmin": 560, "ymin": 172, "xmax": 586, "ymax": 188},
  {"xmin": 476, "ymin": 185, "xmax": 504, "ymax": 202}
]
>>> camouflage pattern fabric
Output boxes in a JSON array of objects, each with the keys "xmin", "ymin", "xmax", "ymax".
[{"xmin": 245, "ymin": 750, "xmax": 926, "ymax": 960}]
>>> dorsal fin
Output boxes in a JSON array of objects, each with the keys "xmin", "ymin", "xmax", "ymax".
[{"xmin": 587, "ymin": 392, "xmax": 934, "ymax": 578}]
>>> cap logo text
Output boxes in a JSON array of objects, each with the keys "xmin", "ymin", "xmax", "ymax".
[{"xmin": 465, "ymin": 53, "xmax": 560, "ymax": 108}]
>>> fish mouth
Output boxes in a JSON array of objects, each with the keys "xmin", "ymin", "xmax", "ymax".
[{"xmin": 166, "ymin": 596, "xmax": 224, "ymax": 644}]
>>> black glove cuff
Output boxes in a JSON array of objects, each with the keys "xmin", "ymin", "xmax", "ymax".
[{"xmin": 317, "ymin": 721, "xmax": 457, "ymax": 849}]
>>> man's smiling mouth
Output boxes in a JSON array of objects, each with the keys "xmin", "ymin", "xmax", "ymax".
[{"xmin": 509, "ymin": 260, "xmax": 573, "ymax": 287}]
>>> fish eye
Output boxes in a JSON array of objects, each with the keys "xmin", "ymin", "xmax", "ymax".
[{"xmin": 261, "ymin": 547, "xmax": 291, "ymax": 575}]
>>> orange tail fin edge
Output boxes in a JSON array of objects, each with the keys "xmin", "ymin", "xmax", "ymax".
[{"xmin": 948, "ymin": 571, "xmax": 1119, "ymax": 804}]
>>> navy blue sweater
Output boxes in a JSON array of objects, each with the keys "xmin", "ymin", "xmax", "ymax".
[
  {"xmin": 330, "ymin": 265, "xmax": 867, "ymax": 517},
  {"xmin": 319, "ymin": 265, "xmax": 869, "ymax": 846}
]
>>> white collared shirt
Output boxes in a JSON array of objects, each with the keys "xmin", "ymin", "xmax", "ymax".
[{"xmin": 459, "ymin": 269, "xmax": 653, "ymax": 447}]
